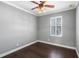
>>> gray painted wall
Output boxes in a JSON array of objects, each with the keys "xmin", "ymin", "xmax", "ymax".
[
  {"xmin": 76, "ymin": 3, "xmax": 79, "ymax": 56},
  {"xmin": 37, "ymin": 9, "xmax": 76, "ymax": 47},
  {"xmin": 0, "ymin": 1, "xmax": 76, "ymax": 55},
  {"xmin": 0, "ymin": 2, "xmax": 37, "ymax": 54}
]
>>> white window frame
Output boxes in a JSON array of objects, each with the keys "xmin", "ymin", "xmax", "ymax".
[{"xmin": 50, "ymin": 16, "xmax": 62, "ymax": 37}]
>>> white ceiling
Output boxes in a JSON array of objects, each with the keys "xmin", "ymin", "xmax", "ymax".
[{"xmin": 3, "ymin": 1, "xmax": 78, "ymax": 16}]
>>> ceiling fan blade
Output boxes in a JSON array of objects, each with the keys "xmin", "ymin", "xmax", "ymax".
[
  {"xmin": 40, "ymin": 1, "xmax": 46, "ymax": 4},
  {"xmin": 31, "ymin": 7, "xmax": 38, "ymax": 10},
  {"xmin": 31, "ymin": 1, "xmax": 39, "ymax": 4},
  {"xmin": 45, "ymin": 5, "xmax": 55, "ymax": 8}
]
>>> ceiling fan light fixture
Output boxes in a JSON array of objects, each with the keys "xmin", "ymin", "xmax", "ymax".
[
  {"xmin": 37, "ymin": 7, "xmax": 43, "ymax": 13},
  {"xmin": 38, "ymin": 9, "xmax": 43, "ymax": 13},
  {"xmin": 38, "ymin": 7, "xmax": 46, "ymax": 13},
  {"xmin": 38, "ymin": 10, "xmax": 42, "ymax": 13},
  {"xmin": 41, "ymin": 7, "xmax": 45, "ymax": 10},
  {"xmin": 31, "ymin": 1, "xmax": 55, "ymax": 13}
]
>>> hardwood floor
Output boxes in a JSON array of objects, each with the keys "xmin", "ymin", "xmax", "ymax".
[{"xmin": 3, "ymin": 42, "xmax": 78, "ymax": 58}]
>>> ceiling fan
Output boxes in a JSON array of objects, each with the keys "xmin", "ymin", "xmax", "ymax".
[{"xmin": 31, "ymin": 1, "xmax": 55, "ymax": 13}]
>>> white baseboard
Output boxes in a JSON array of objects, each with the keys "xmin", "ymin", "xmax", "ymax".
[
  {"xmin": 37, "ymin": 40, "xmax": 76, "ymax": 50},
  {"xmin": 0, "ymin": 40, "xmax": 77, "ymax": 57},
  {"xmin": 0, "ymin": 40, "xmax": 37, "ymax": 58},
  {"xmin": 76, "ymin": 49, "xmax": 79, "ymax": 58}
]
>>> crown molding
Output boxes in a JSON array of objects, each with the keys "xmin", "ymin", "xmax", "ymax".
[
  {"xmin": 1, "ymin": 1, "xmax": 78, "ymax": 16},
  {"xmin": 2, "ymin": 1, "xmax": 37, "ymax": 16},
  {"xmin": 37, "ymin": 7, "xmax": 76, "ymax": 16}
]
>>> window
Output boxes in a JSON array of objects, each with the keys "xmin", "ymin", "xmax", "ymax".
[{"xmin": 50, "ymin": 16, "xmax": 62, "ymax": 37}]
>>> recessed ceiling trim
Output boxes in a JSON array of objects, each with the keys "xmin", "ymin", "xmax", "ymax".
[{"xmin": 2, "ymin": 1, "xmax": 37, "ymax": 16}]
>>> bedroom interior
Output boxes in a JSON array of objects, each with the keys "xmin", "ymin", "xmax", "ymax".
[{"xmin": 0, "ymin": 1, "xmax": 78, "ymax": 58}]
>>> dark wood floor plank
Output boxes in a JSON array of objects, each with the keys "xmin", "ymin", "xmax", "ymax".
[{"xmin": 3, "ymin": 42, "xmax": 78, "ymax": 58}]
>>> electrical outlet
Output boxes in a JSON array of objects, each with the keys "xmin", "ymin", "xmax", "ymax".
[
  {"xmin": 16, "ymin": 42, "xmax": 20, "ymax": 46},
  {"xmin": 48, "ymin": 39, "xmax": 50, "ymax": 41}
]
